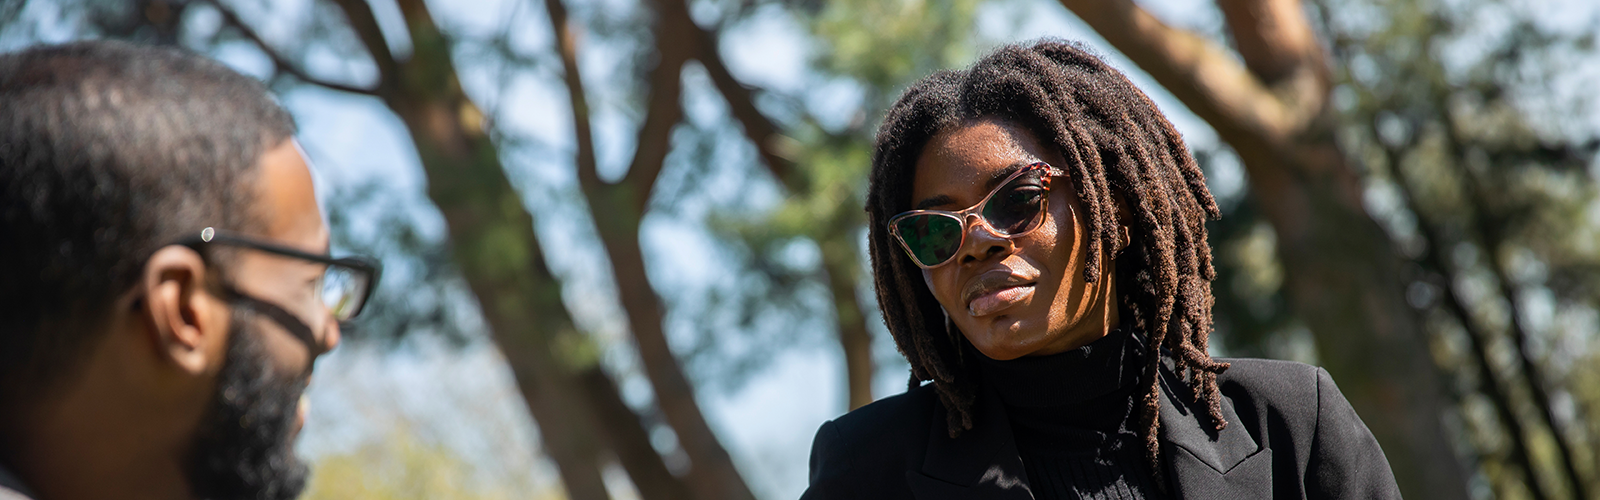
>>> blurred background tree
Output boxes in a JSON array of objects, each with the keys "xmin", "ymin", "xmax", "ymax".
[
  {"xmin": 302, "ymin": 427, "xmax": 554, "ymax": 500},
  {"xmin": 1, "ymin": 0, "xmax": 1597, "ymax": 499}
]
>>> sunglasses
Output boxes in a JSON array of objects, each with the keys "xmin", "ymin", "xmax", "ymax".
[{"xmin": 888, "ymin": 162, "xmax": 1066, "ymax": 268}]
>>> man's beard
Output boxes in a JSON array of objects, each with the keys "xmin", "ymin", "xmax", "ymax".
[{"xmin": 184, "ymin": 308, "xmax": 311, "ymax": 500}]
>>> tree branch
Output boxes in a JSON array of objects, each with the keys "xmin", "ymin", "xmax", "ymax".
[
  {"xmin": 545, "ymin": 2, "xmax": 756, "ymax": 498},
  {"xmin": 543, "ymin": 0, "xmax": 601, "ymax": 192},
  {"xmin": 1385, "ymin": 139, "xmax": 1550, "ymax": 500},
  {"xmin": 619, "ymin": 0, "xmax": 692, "ymax": 204},
  {"xmin": 682, "ymin": 17, "xmax": 798, "ymax": 187},
  {"xmin": 578, "ymin": 368, "xmax": 694, "ymax": 500},
  {"xmin": 1056, "ymin": 0, "xmax": 1319, "ymax": 145},
  {"xmin": 205, "ymin": 0, "xmax": 379, "ymax": 96},
  {"xmin": 1216, "ymin": 0, "xmax": 1322, "ymax": 83},
  {"xmin": 633, "ymin": 0, "xmax": 798, "ymax": 190},
  {"xmin": 326, "ymin": 0, "xmax": 400, "ymax": 93},
  {"xmin": 1447, "ymin": 124, "xmax": 1594, "ymax": 500},
  {"xmin": 549, "ymin": 0, "xmax": 689, "ymax": 209}
]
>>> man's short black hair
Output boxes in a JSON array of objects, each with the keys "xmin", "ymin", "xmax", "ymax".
[{"xmin": 0, "ymin": 40, "xmax": 296, "ymax": 404}]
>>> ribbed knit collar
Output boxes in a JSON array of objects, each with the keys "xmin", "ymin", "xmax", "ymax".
[
  {"xmin": 973, "ymin": 327, "xmax": 1146, "ymax": 410},
  {"xmin": 970, "ymin": 328, "xmax": 1165, "ymax": 498}
]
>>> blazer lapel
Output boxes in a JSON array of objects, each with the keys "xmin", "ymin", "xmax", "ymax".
[
  {"xmin": 1158, "ymin": 365, "xmax": 1273, "ymax": 499},
  {"xmin": 909, "ymin": 384, "xmax": 1034, "ymax": 500}
]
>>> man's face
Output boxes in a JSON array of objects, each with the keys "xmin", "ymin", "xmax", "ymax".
[
  {"xmin": 227, "ymin": 140, "xmax": 340, "ymax": 379},
  {"xmin": 185, "ymin": 140, "xmax": 338, "ymax": 500}
]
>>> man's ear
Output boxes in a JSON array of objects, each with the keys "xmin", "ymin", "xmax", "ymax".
[{"xmin": 136, "ymin": 246, "xmax": 230, "ymax": 375}]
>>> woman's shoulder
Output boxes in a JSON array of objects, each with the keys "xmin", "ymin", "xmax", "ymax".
[
  {"xmin": 817, "ymin": 382, "xmax": 941, "ymax": 450},
  {"xmin": 1214, "ymin": 357, "xmax": 1326, "ymax": 396},
  {"xmin": 1209, "ymin": 358, "xmax": 1350, "ymax": 410},
  {"xmin": 801, "ymin": 384, "xmax": 941, "ymax": 500},
  {"xmin": 1202, "ymin": 358, "xmax": 1401, "ymax": 498},
  {"xmin": 1207, "ymin": 357, "xmax": 1337, "ymax": 426}
]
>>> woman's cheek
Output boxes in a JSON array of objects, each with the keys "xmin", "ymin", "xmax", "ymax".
[
  {"xmin": 923, "ymin": 268, "xmax": 957, "ymax": 314},
  {"xmin": 1024, "ymin": 220, "xmax": 1062, "ymax": 277}
]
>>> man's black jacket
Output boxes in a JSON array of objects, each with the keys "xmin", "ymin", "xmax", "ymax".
[{"xmin": 799, "ymin": 358, "xmax": 1402, "ymax": 499}]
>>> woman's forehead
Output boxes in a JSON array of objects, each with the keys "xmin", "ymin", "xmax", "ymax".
[{"xmin": 911, "ymin": 118, "xmax": 1050, "ymax": 204}]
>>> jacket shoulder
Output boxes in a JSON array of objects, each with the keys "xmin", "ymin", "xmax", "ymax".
[
  {"xmin": 1213, "ymin": 357, "xmax": 1323, "ymax": 409},
  {"xmin": 801, "ymin": 384, "xmax": 939, "ymax": 500},
  {"xmin": 1208, "ymin": 358, "xmax": 1401, "ymax": 499},
  {"xmin": 829, "ymin": 382, "xmax": 940, "ymax": 441},
  {"xmin": 1208, "ymin": 358, "xmax": 1325, "ymax": 444}
]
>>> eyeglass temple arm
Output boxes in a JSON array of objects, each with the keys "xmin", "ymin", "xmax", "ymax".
[
  {"xmin": 225, "ymin": 290, "xmax": 327, "ymax": 358},
  {"xmin": 193, "ymin": 228, "xmax": 382, "ymax": 281}
]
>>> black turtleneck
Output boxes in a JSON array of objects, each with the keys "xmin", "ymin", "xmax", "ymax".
[{"xmin": 973, "ymin": 328, "xmax": 1167, "ymax": 500}]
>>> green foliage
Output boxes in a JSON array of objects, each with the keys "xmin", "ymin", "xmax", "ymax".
[
  {"xmin": 807, "ymin": 0, "xmax": 985, "ymax": 95},
  {"xmin": 1204, "ymin": 190, "xmax": 1300, "ymax": 360},
  {"xmin": 302, "ymin": 429, "xmax": 555, "ymax": 500}
]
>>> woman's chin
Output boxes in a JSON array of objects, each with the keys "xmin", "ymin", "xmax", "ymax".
[{"xmin": 965, "ymin": 315, "xmax": 1050, "ymax": 360}]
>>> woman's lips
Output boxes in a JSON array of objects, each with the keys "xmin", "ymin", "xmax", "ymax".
[
  {"xmin": 968, "ymin": 284, "xmax": 1035, "ymax": 317},
  {"xmin": 962, "ymin": 269, "xmax": 1038, "ymax": 317}
]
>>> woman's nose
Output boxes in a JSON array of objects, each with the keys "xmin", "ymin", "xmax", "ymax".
[{"xmin": 956, "ymin": 214, "xmax": 1014, "ymax": 265}]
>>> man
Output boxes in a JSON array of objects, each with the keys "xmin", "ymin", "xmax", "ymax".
[{"xmin": 0, "ymin": 41, "xmax": 379, "ymax": 500}]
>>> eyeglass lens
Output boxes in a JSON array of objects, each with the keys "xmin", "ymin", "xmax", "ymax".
[
  {"xmin": 321, "ymin": 265, "xmax": 370, "ymax": 321},
  {"xmin": 981, "ymin": 170, "xmax": 1049, "ymax": 234},
  {"xmin": 894, "ymin": 215, "xmax": 964, "ymax": 266},
  {"xmin": 895, "ymin": 169, "xmax": 1051, "ymax": 267}
]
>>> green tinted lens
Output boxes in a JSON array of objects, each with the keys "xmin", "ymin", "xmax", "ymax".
[{"xmin": 895, "ymin": 214, "xmax": 964, "ymax": 266}]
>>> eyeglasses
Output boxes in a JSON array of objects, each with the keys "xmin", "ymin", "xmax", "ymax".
[
  {"xmin": 888, "ymin": 162, "xmax": 1066, "ymax": 268},
  {"xmin": 180, "ymin": 227, "xmax": 381, "ymax": 355}
]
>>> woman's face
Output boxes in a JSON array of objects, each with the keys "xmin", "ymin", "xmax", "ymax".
[{"xmin": 911, "ymin": 117, "xmax": 1119, "ymax": 360}]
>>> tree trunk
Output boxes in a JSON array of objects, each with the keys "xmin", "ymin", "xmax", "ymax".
[
  {"xmin": 578, "ymin": 367, "xmax": 695, "ymax": 500},
  {"xmin": 1054, "ymin": 0, "xmax": 1471, "ymax": 497},
  {"xmin": 385, "ymin": 73, "xmax": 617, "ymax": 500},
  {"xmin": 682, "ymin": 15, "xmax": 878, "ymax": 409},
  {"xmin": 319, "ymin": 1, "xmax": 696, "ymax": 498},
  {"xmin": 824, "ymin": 243, "xmax": 876, "ymax": 411},
  {"xmin": 593, "ymin": 215, "xmax": 757, "ymax": 500},
  {"xmin": 545, "ymin": 0, "xmax": 759, "ymax": 497},
  {"xmin": 820, "ymin": 214, "xmax": 875, "ymax": 410},
  {"xmin": 1239, "ymin": 111, "xmax": 1469, "ymax": 500}
]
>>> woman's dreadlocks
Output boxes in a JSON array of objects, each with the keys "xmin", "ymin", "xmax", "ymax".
[{"xmin": 864, "ymin": 40, "xmax": 1230, "ymax": 479}]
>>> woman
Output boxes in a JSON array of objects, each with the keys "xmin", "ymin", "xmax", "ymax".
[{"xmin": 800, "ymin": 40, "xmax": 1401, "ymax": 499}]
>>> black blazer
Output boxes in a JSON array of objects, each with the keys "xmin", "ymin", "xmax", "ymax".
[{"xmin": 800, "ymin": 358, "xmax": 1402, "ymax": 499}]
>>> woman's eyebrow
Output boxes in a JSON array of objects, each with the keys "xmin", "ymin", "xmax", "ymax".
[
  {"xmin": 914, "ymin": 195, "xmax": 955, "ymax": 210},
  {"xmin": 986, "ymin": 161, "xmax": 1035, "ymax": 187},
  {"xmin": 912, "ymin": 161, "xmax": 1039, "ymax": 211}
]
